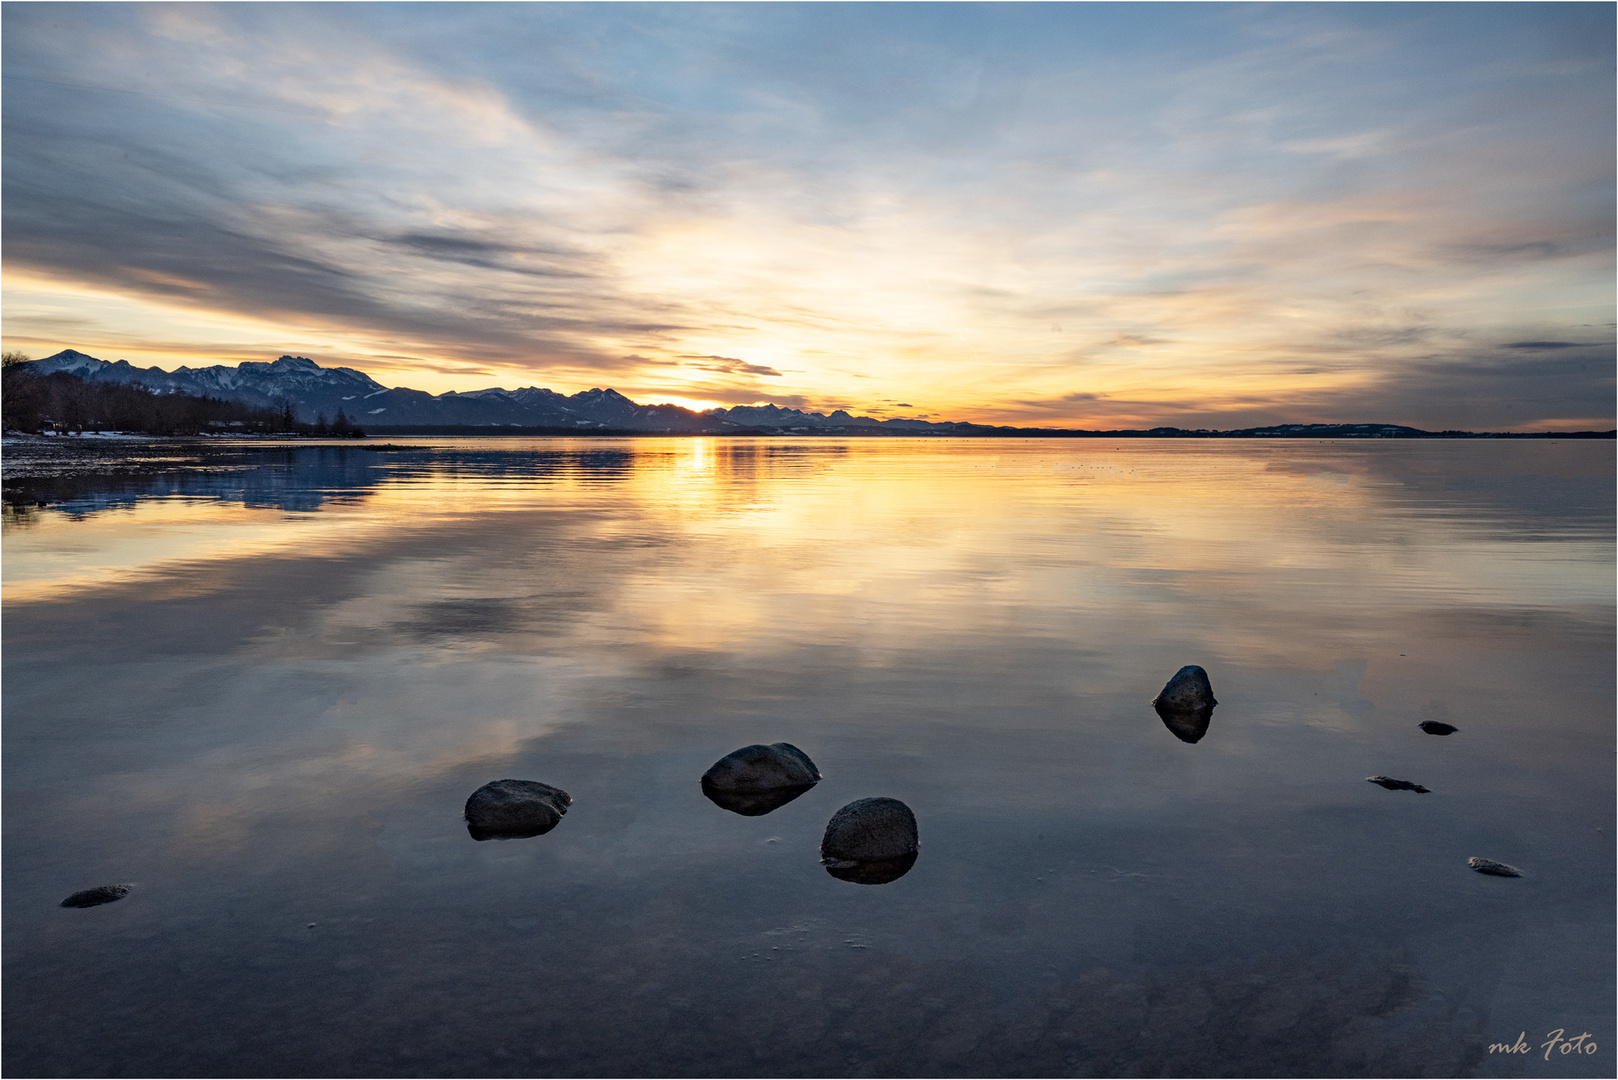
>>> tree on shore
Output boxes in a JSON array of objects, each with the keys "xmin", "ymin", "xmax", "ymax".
[{"xmin": 2, "ymin": 365, "xmax": 321, "ymax": 436}]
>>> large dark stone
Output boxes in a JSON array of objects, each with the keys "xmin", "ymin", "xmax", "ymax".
[
  {"xmin": 464, "ymin": 779, "xmax": 571, "ymax": 841},
  {"xmin": 701, "ymin": 742, "xmax": 820, "ymax": 816},
  {"xmin": 61, "ymin": 884, "xmax": 130, "ymax": 908},
  {"xmin": 1152, "ymin": 665, "xmax": 1217, "ymax": 712},
  {"xmin": 821, "ymin": 797, "xmax": 918, "ymax": 863},
  {"xmin": 702, "ymin": 742, "xmax": 820, "ymax": 790}
]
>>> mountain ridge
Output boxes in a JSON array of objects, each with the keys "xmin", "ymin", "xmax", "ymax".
[{"xmin": 19, "ymin": 350, "xmax": 1612, "ymax": 438}]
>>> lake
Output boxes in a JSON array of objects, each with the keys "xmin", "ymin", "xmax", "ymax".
[{"xmin": 3, "ymin": 436, "xmax": 1612, "ymax": 1077}]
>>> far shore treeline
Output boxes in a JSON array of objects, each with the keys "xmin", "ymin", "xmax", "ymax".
[{"xmin": 1, "ymin": 358, "xmax": 364, "ymax": 438}]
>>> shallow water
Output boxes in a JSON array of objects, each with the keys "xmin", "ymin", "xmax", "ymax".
[{"xmin": 4, "ymin": 437, "xmax": 1613, "ymax": 1077}]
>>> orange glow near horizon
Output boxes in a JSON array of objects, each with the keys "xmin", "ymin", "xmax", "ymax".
[
  {"xmin": 8, "ymin": 222, "xmax": 1612, "ymax": 432},
  {"xmin": 6, "ymin": 439, "xmax": 1611, "ymax": 635}
]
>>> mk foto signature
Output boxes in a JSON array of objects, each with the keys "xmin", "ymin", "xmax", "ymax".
[{"xmin": 1489, "ymin": 1029, "xmax": 1598, "ymax": 1059}]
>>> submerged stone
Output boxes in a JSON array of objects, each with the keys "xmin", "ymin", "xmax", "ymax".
[
  {"xmin": 1152, "ymin": 666, "xmax": 1217, "ymax": 712},
  {"xmin": 1418, "ymin": 721, "xmax": 1458, "ymax": 736},
  {"xmin": 464, "ymin": 779, "xmax": 571, "ymax": 841},
  {"xmin": 701, "ymin": 742, "xmax": 821, "ymax": 816},
  {"xmin": 1366, "ymin": 775, "xmax": 1430, "ymax": 794},
  {"xmin": 61, "ymin": 884, "xmax": 130, "ymax": 908},
  {"xmin": 821, "ymin": 797, "xmax": 918, "ymax": 864},
  {"xmin": 1468, "ymin": 856, "xmax": 1522, "ymax": 877}
]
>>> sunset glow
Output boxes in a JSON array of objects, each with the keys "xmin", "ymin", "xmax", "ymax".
[{"xmin": 3, "ymin": 3, "xmax": 1612, "ymax": 429}]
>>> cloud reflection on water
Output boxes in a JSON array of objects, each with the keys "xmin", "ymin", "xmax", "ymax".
[{"xmin": 2, "ymin": 437, "xmax": 1612, "ymax": 1075}]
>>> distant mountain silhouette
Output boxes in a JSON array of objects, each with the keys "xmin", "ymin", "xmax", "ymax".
[{"xmin": 22, "ymin": 351, "xmax": 1614, "ymax": 437}]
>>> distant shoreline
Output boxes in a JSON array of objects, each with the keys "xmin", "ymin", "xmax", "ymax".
[
  {"xmin": 357, "ymin": 425, "xmax": 1617, "ymax": 439},
  {"xmin": 7, "ymin": 425, "xmax": 1614, "ymax": 444}
]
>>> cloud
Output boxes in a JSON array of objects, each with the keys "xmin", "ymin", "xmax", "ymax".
[
  {"xmin": 680, "ymin": 354, "xmax": 784, "ymax": 377},
  {"xmin": 1503, "ymin": 340, "xmax": 1587, "ymax": 350}
]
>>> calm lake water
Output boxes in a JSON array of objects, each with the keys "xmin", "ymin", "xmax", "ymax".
[{"xmin": 3, "ymin": 437, "xmax": 1613, "ymax": 1078}]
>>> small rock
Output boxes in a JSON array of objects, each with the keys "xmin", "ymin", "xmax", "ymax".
[
  {"xmin": 1152, "ymin": 665, "xmax": 1217, "ymax": 712},
  {"xmin": 702, "ymin": 742, "xmax": 820, "ymax": 816},
  {"xmin": 1366, "ymin": 775, "xmax": 1430, "ymax": 793},
  {"xmin": 1418, "ymin": 721, "xmax": 1458, "ymax": 736},
  {"xmin": 61, "ymin": 884, "xmax": 130, "ymax": 908},
  {"xmin": 822, "ymin": 797, "xmax": 918, "ymax": 863},
  {"xmin": 1468, "ymin": 856, "xmax": 1522, "ymax": 877},
  {"xmin": 464, "ymin": 779, "xmax": 571, "ymax": 841}
]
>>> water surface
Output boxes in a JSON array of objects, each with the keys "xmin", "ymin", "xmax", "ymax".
[{"xmin": 4, "ymin": 437, "xmax": 1612, "ymax": 1077}]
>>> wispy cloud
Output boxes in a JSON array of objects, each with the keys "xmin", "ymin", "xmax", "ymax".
[{"xmin": 681, "ymin": 355, "xmax": 785, "ymax": 377}]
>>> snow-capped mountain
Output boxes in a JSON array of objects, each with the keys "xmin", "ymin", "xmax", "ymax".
[
  {"xmin": 15, "ymin": 351, "xmax": 1589, "ymax": 438},
  {"xmin": 23, "ymin": 350, "xmax": 950, "ymax": 432},
  {"xmin": 29, "ymin": 351, "xmax": 390, "ymax": 422}
]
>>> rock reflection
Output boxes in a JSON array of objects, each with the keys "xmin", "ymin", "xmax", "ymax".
[
  {"xmin": 1154, "ymin": 703, "xmax": 1214, "ymax": 744},
  {"xmin": 700, "ymin": 742, "xmax": 820, "ymax": 817},
  {"xmin": 824, "ymin": 850, "xmax": 917, "ymax": 884},
  {"xmin": 702, "ymin": 783, "xmax": 816, "ymax": 816}
]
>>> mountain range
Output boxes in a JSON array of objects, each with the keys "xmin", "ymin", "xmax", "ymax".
[
  {"xmin": 19, "ymin": 350, "xmax": 1611, "ymax": 438},
  {"xmin": 26, "ymin": 350, "xmax": 979, "ymax": 434}
]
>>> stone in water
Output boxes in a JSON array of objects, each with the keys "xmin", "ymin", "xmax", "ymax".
[
  {"xmin": 822, "ymin": 797, "xmax": 918, "ymax": 864},
  {"xmin": 464, "ymin": 779, "xmax": 571, "ymax": 841},
  {"xmin": 1468, "ymin": 857, "xmax": 1522, "ymax": 877},
  {"xmin": 1152, "ymin": 665, "xmax": 1217, "ymax": 743},
  {"xmin": 61, "ymin": 884, "xmax": 131, "ymax": 908},
  {"xmin": 701, "ymin": 742, "xmax": 820, "ymax": 816},
  {"xmin": 1152, "ymin": 665, "xmax": 1217, "ymax": 712},
  {"xmin": 1366, "ymin": 775, "xmax": 1430, "ymax": 793},
  {"xmin": 1418, "ymin": 721, "xmax": 1458, "ymax": 735}
]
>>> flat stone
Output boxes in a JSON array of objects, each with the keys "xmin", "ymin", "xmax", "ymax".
[
  {"xmin": 1152, "ymin": 665, "xmax": 1217, "ymax": 712},
  {"xmin": 1418, "ymin": 721, "xmax": 1458, "ymax": 735},
  {"xmin": 61, "ymin": 884, "xmax": 130, "ymax": 908},
  {"xmin": 1366, "ymin": 775, "xmax": 1430, "ymax": 793},
  {"xmin": 821, "ymin": 797, "xmax": 918, "ymax": 864},
  {"xmin": 1468, "ymin": 856, "xmax": 1522, "ymax": 877},
  {"xmin": 464, "ymin": 779, "xmax": 571, "ymax": 840}
]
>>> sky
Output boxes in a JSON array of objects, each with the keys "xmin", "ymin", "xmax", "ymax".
[{"xmin": 2, "ymin": 2, "xmax": 1613, "ymax": 430}]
